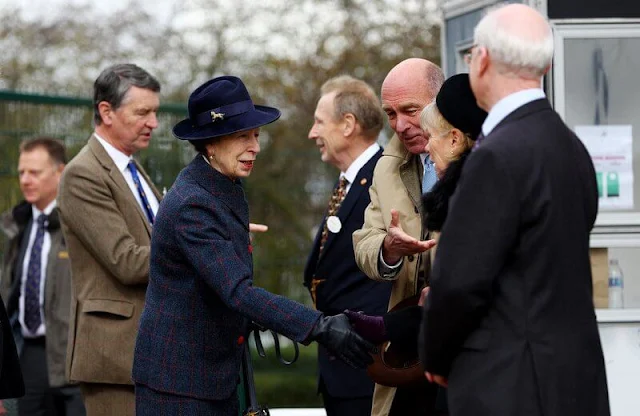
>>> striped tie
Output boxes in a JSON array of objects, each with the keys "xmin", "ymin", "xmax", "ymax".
[
  {"xmin": 319, "ymin": 177, "xmax": 348, "ymax": 255},
  {"xmin": 128, "ymin": 161, "xmax": 155, "ymax": 225},
  {"xmin": 25, "ymin": 214, "xmax": 47, "ymax": 333}
]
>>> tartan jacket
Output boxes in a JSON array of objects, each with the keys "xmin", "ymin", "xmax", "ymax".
[{"xmin": 132, "ymin": 155, "xmax": 321, "ymax": 400}]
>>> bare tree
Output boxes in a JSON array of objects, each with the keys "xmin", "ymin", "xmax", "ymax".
[{"xmin": 0, "ymin": 0, "xmax": 441, "ymax": 300}]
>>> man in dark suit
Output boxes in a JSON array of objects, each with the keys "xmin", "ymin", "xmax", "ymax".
[
  {"xmin": 420, "ymin": 4, "xmax": 610, "ymax": 416},
  {"xmin": 57, "ymin": 64, "xmax": 162, "ymax": 416},
  {"xmin": 1, "ymin": 137, "xmax": 84, "ymax": 415},
  {"xmin": 305, "ymin": 75, "xmax": 392, "ymax": 415}
]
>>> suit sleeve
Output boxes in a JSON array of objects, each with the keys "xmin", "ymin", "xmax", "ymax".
[
  {"xmin": 353, "ymin": 170, "xmax": 395, "ymax": 281},
  {"xmin": 175, "ymin": 200, "xmax": 321, "ymax": 343},
  {"xmin": 58, "ymin": 162, "xmax": 149, "ymax": 285},
  {"xmin": 420, "ymin": 148, "xmax": 519, "ymax": 376}
]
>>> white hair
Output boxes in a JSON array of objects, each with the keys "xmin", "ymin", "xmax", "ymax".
[{"xmin": 474, "ymin": 4, "xmax": 554, "ymax": 78}]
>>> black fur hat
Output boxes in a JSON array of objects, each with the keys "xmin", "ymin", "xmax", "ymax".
[{"xmin": 435, "ymin": 74, "xmax": 487, "ymax": 140}]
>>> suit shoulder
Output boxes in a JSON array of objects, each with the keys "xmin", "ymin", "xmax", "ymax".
[
  {"xmin": 166, "ymin": 174, "xmax": 217, "ymax": 210},
  {"xmin": 61, "ymin": 156, "xmax": 102, "ymax": 188},
  {"xmin": 358, "ymin": 149, "xmax": 383, "ymax": 177},
  {"xmin": 64, "ymin": 146, "xmax": 99, "ymax": 174},
  {"xmin": 373, "ymin": 151, "xmax": 404, "ymax": 177}
]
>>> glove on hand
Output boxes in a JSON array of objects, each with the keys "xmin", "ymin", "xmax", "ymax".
[
  {"xmin": 308, "ymin": 314, "xmax": 375, "ymax": 369},
  {"xmin": 344, "ymin": 310, "xmax": 388, "ymax": 345}
]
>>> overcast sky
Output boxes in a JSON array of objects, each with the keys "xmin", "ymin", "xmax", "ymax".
[{"xmin": 6, "ymin": 0, "xmax": 177, "ymax": 22}]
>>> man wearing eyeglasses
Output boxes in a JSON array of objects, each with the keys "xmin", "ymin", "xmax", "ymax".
[{"xmin": 420, "ymin": 4, "xmax": 610, "ymax": 416}]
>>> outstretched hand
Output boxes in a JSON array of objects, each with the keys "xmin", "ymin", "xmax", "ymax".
[
  {"xmin": 249, "ymin": 223, "xmax": 268, "ymax": 243},
  {"xmin": 309, "ymin": 314, "xmax": 375, "ymax": 369},
  {"xmin": 382, "ymin": 209, "xmax": 436, "ymax": 264},
  {"xmin": 249, "ymin": 223, "xmax": 268, "ymax": 233}
]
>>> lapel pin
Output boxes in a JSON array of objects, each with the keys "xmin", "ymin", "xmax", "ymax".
[
  {"xmin": 360, "ymin": 178, "xmax": 367, "ymax": 185},
  {"xmin": 326, "ymin": 216, "xmax": 342, "ymax": 233}
]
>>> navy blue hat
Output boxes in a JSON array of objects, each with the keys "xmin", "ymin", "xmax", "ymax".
[
  {"xmin": 435, "ymin": 73, "xmax": 487, "ymax": 140},
  {"xmin": 173, "ymin": 76, "xmax": 281, "ymax": 141}
]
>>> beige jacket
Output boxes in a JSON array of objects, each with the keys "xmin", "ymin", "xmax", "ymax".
[
  {"xmin": 353, "ymin": 135, "xmax": 431, "ymax": 416},
  {"xmin": 58, "ymin": 135, "xmax": 161, "ymax": 385}
]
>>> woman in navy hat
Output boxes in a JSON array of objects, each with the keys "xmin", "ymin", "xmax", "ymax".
[
  {"xmin": 132, "ymin": 76, "xmax": 374, "ymax": 415},
  {"xmin": 346, "ymin": 73, "xmax": 487, "ymax": 416}
]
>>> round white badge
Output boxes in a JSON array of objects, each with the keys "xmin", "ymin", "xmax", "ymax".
[{"xmin": 326, "ymin": 216, "xmax": 342, "ymax": 233}]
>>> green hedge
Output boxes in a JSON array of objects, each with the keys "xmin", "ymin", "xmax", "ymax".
[{"xmin": 250, "ymin": 342, "xmax": 322, "ymax": 409}]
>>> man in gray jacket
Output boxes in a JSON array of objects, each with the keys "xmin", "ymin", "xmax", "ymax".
[{"xmin": 1, "ymin": 137, "xmax": 84, "ymax": 416}]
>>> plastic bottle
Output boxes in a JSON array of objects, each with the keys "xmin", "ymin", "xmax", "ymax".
[{"xmin": 608, "ymin": 258, "xmax": 624, "ymax": 309}]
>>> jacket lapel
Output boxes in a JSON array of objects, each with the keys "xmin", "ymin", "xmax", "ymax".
[
  {"xmin": 88, "ymin": 136, "xmax": 152, "ymax": 235},
  {"xmin": 9, "ymin": 218, "xmax": 32, "ymax": 315},
  {"xmin": 44, "ymin": 222, "xmax": 64, "ymax": 314},
  {"xmin": 400, "ymin": 154, "xmax": 422, "ymax": 210},
  {"xmin": 317, "ymin": 148, "xmax": 383, "ymax": 261}
]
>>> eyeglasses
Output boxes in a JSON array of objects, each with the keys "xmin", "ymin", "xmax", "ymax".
[{"xmin": 463, "ymin": 44, "xmax": 478, "ymax": 66}]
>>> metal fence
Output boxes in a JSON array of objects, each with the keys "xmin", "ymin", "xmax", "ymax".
[
  {"xmin": 0, "ymin": 88, "xmax": 314, "ymax": 305},
  {"xmin": 0, "ymin": 89, "xmax": 190, "ymax": 262}
]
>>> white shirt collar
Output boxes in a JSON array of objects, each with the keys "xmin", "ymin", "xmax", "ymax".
[
  {"xmin": 342, "ymin": 143, "xmax": 380, "ymax": 184},
  {"xmin": 482, "ymin": 88, "xmax": 546, "ymax": 136},
  {"xmin": 94, "ymin": 133, "xmax": 133, "ymax": 172},
  {"xmin": 31, "ymin": 200, "xmax": 57, "ymax": 220}
]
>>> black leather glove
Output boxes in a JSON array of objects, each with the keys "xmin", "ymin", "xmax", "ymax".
[{"xmin": 308, "ymin": 314, "xmax": 376, "ymax": 369}]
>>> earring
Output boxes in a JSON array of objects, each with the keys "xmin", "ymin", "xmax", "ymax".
[{"xmin": 209, "ymin": 154, "xmax": 214, "ymax": 160}]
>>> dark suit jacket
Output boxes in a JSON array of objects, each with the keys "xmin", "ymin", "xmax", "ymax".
[
  {"xmin": 420, "ymin": 99, "xmax": 610, "ymax": 416},
  {"xmin": 0, "ymin": 291, "xmax": 24, "ymax": 399},
  {"xmin": 133, "ymin": 155, "xmax": 321, "ymax": 401},
  {"xmin": 304, "ymin": 148, "xmax": 391, "ymax": 398},
  {"xmin": 1, "ymin": 202, "xmax": 73, "ymax": 388}
]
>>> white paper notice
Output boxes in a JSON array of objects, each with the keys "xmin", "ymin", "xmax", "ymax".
[{"xmin": 575, "ymin": 125, "xmax": 634, "ymax": 210}]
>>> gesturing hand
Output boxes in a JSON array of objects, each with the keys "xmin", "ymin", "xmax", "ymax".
[
  {"xmin": 382, "ymin": 209, "xmax": 436, "ymax": 264},
  {"xmin": 249, "ymin": 223, "xmax": 268, "ymax": 233},
  {"xmin": 249, "ymin": 223, "xmax": 268, "ymax": 243}
]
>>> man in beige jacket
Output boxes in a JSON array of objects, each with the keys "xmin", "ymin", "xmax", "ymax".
[
  {"xmin": 57, "ymin": 64, "xmax": 162, "ymax": 416},
  {"xmin": 353, "ymin": 58, "xmax": 444, "ymax": 416}
]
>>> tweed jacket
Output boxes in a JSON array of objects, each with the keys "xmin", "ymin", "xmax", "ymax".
[
  {"xmin": 133, "ymin": 155, "xmax": 321, "ymax": 401},
  {"xmin": 421, "ymin": 99, "xmax": 609, "ymax": 416},
  {"xmin": 353, "ymin": 134, "xmax": 431, "ymax": 416},
  {"xmin": 57, "ymin": 134, "xmax": 161, "ymax": 385},
  {"xmin": 304, "ymin": 148, "xmax": 391, "ymax": 398},
  {"xmin": 1, "ymin": 202, "xmax": 73, "ymax": 388}
]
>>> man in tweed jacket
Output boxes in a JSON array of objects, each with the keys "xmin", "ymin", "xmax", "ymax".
[{"xmin": 57, "ymin": 64, "xmax": 162, "ymax": 416}]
